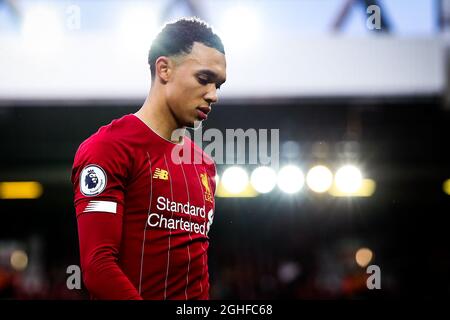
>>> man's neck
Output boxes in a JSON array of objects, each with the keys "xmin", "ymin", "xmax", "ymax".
[{"xmin": 135, "ymin": 92, "xmax": 185, "ymax": 143}]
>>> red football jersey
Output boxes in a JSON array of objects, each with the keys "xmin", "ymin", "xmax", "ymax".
[{"xmin": 71, "ymin": 114, "xmax": 216, "ymax": 300}]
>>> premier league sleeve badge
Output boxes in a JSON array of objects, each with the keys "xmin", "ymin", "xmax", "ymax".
[{"xmin": 80, "ymin": 164, "xmax": 107, "ymax": 196}]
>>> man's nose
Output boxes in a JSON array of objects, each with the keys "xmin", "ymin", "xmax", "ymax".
[{"xmin": 204, "ymin": 85, "xmax": 218, "ymax": 104}]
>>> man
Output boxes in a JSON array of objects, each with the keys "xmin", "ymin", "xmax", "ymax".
[{"xmin": 71, "ymin": 17, "xmax": 226, "ymax": 300}]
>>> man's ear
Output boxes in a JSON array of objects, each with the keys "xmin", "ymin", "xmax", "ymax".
[{"xmin": 155, "ymin": 56, "xmax": 171, "ymax": 83}]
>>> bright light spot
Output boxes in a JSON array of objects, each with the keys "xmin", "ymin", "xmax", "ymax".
[
  {"xmin": 306, "ymin": 165, "xmax": 333, "ymax": 193},
  {"xmin": 277, "ymin": 165, "xmax": 304, "ymax": 194},
  {"xmin": 355, "ymin": 248, "xmax": 373, "ymax": 268},
  {"xmin": 0, "ymin": 182, "xmax": 43, "ymax": 199},
  {"xmin": 215, "ymin": 174, "xmax": 220, "ymax": 186},
  {"xmin": 250, "ymin": 166, "xmax": 277, "ymax": 193},
  {"xmin": 443, "ymin": 179, "xmax": 450, "ymax": 196},
  {"xmin": 10, "ymin": 250, "xmax": 28, "ymax": 271},
  {"xmin": 278, "ymin": 262, "xmax": 301, "ymax": 283},
  {"xmin": 329, "ymin": 179, "xmax": 376, "ymax": 197},
  {"xmin": 118, "ymin": 6, "xmax": 159, "ymax": 50},
  {"xmin": 22, "ymin": 6, "xmax": 63, "ymax": 48},
  {"xmin": 221, "ymin": 167, "xmax": 249, "ymax": 194},
  {"xmin": 335, "ymin": 165, "xmax": 363, "ymax": 194},
  {"xmin": 219, "ymin": 6, "xmax": 261, "ymax": 49}
]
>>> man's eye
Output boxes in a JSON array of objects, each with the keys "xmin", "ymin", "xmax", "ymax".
[{"xmin": 198, "ymin": 77, "xmax": 208, "ymax": 85}]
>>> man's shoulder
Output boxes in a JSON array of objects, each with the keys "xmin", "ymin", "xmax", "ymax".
[
  {"xmin": 83, "ymin": 113, "xmax": 139, "ymax": 142},
  {"xmin": 75, "ymin": 114, "xmax": 136, "ymax": 159}
]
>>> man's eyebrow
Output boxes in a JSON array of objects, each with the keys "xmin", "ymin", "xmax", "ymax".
[{"xmin": 197, "ymin": 69, "xmax": 226, "ymax": 84}]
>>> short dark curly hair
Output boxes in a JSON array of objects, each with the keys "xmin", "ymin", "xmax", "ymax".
[{"xmin": 148, "ymin": 17, "xmax": 225, "ymax": 80}]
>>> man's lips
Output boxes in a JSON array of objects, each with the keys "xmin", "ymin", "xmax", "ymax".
[{"xmin": 197, "ymin": 106, "xmax": 211, "ymax": 120}]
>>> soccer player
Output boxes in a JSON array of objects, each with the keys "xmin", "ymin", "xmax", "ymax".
[{"xmin": 71, "ymin": 18, "xmax": 226, "ymax": 300}]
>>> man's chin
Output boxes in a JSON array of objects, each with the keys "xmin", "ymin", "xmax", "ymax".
[{"xmin": 187, "ymin": 119, "xmax": 204, "ymax": 130}]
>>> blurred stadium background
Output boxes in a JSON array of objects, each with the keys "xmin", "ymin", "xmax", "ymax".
[{"xmin": 0, "ymin": 0, "xmax": 449, "ymax": 299}]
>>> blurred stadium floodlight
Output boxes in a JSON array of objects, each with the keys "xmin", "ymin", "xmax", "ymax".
[
  {"xmin": 216, "ymin": 167, "xmax": 257, "ymax": 198},
  {"xmin": 10, "ymin": 249, "xmax": 28, "ymax": 271},
  {"xmin": 277, "ymin": 165, "xmax": 304, "ymax": 194},
  {"xmin": 306, "ymin": 165, "xmax": 333, "ymax": 193},
  {"xmin": 329, "ymin": 178, "xmax": 376, "ymax": 197},
  {"xmin": 250, "ymin": 166, "xmax": 277, "ymax": 194},
  {"xmin": 220, "ymin": 166, "xmax": 249, "ymax": 194},
  {"xmin": 334, "ymin": 165, "xmax": 363, "ymax": 193},
  {"xmin": 215, "ymin": 174, "xmax": 219, "ymax": 186},
  {"xmin": 0, "ymin": 181, "xmax": 43, "ymax": 199},
  {"xmin": 355, "ymin": 247, "xmax": 374, "ymax": 268},
  {"xmin": 443, "ymin": 179, "xmax": 450, "ymax": 195}
]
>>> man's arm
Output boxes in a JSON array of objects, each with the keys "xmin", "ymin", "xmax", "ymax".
[
  {"xmin": 77, "ymin": 210, "xmax": 142, "ymax": 300},
  {"xmin": 72, "ymin": 135, "xmax": 142, "ymax": 300}
]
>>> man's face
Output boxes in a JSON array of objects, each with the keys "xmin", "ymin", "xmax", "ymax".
[{"xmin": 165, "ymin": 42, "xmax": 227, "ymax": 128}]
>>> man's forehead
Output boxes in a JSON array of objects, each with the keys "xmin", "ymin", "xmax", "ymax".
[
  {"xmin": 190, "ymin": 41, "xmax": 225, "ymax": 59},
  {"xmin": 184, "ymin": 43, "xmax": 226, "ymax": 78}
]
